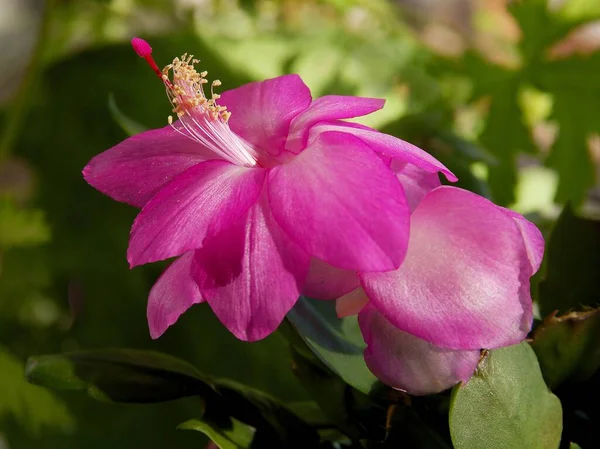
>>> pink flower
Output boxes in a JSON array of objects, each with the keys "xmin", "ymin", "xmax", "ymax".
[
  {"xmin": 336, "ymin": 186, "xmax": 545, "ymax": 395},
  {"xmin": 83, "ymin": 38, "xmax": 455, "ymax": 341}
]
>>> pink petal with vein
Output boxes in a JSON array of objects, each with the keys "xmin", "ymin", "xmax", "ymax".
[
  {"xmin": 147, "ymin": 251, "xmax": 204, "ymax": 339},
  {"xmin": 268, "ymin": 131, "xmax": 410, "ymax": 272},
  {"xmin": 361, "ymin": 186, "xmax": 534, "ymax": 350},
  {"xmin": 391, "ymin": 160, "xmax": 441, "ymax": 212},
  {"xmin": 194, "ymin": 196, "xmax": 309, "ymax": 341},
  {"xmin": 219, "ymin": 74, "xmax": 312, "ymax": 155},
  {"xmin": 286, "ymin": 96, "xmax": 385, "ymax": 152},
  {"xmin": 501, "ymin": 208, "xmax": 545, "ymax": 273},
  {"xmin": 359, "ymin": 305, "xmax": 480, "ymax": 395},
  {"xmin": 128, "ymin": 160, "xmax": 266, "ymax": 267},
  {"xmin": 311, "ymin": 122, "xmax": 457, "ymax": 182},
  {"xmin": 83, "ymin": 123, "xmax": 217, "ymax": 207},
  {"xmin": 302, "ymin": 258, "xmax": 360, "ymax": 300}
]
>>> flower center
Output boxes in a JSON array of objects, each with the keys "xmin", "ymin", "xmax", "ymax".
[{"xmin": 131, "ymin": 38, "xmax": 258, "ymax": 167}]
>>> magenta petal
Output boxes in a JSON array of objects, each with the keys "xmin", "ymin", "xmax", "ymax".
[
  {"xmin": 361, "ymin": 186, "xmax": 534, "ymax": 350},
  {"xmin": 501, "ymin": 208, "xmax": 545, "ymax": 273},
  {"xmin": 83, "ymin": 124, "xmax": 217, "ymax": 208},
  {"xmin": 359, "ymin": 305, "xmax": 480, "ymax": 395},
  {"xmin": 311, "ymin": 122, "xmax": 457, "ymax": 182},
  {"xmin": 268, "ymin": 131, "xmax": 410, "ymax": 272},
  {"xmin": 194, "ymin": 197, "xmax": 309, "ymax": 341},
  {"xmin": 147, "ymin": 251, "xmax": 204, "ymax": 339},
  {"xmin": 219, "ymin": 74, "xmax": 312, "ymax": 155},
  {"xmin": 128, "ymin": 161, "xmax": 266, "ymax": 267},
  {"xmin": 302, "ymin": 258, "xmax": 360, "ymax": 300},
  {"xmin": 392, "ymin": 160, "xmax": 441, "ymax": 212},
  {"xmin": 336, "ymin": 288, "xmax": 369, "ymax": 318},
  {"xmin": 286, "ymin": 96, "xmax": 385, "ymax": 152}
]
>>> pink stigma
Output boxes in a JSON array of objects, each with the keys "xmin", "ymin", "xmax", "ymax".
[
  {"xmin": 131, "ymin": 37, "xmax": 169, "ymax": 85},
  {"xmin": 132, "ymin": 37, "xmax": 152, "ymax": 58}
]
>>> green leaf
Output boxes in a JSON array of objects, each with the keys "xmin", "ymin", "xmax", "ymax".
[
  {"xmin": 0, "ymin": 346, "xmax": 73, "ymax": 434},
  {"xmin": 538, "ymin": 205, "xmax": 600, "ymax": 316},
  {"xmin": 287, "ymin": 345, "xmax": 385, "ymax": 442},
  {"xmin": 531, "ymin": 309, "xmax": 600, "ymax": 388},
  {"xmin": 449, "ymin": 343, "xmax": 562, "ymax": 449},
  {"xmin": 213, "ymin": 378, "xmax": 321, "ymax": 447},
  {"xmin": 544, "ymin": 93, "xmax": 598, "ymax": 205},
  {"xmin": 179, "ymin": 417, "xmax": 255, "ymax": 449},
  {"xmin": 285, "ymin": 296, "xmax": 377, "ymax": 394},
  {"xmin": 570, "ymin": 443, "xmax": 582, "ymax": 449},
  {"xmin": 25, "ymin": 348, "xmax": 216, "ymax": 403},
  {"xmin": 0, "ymin": 197, "xmax": 51, "ymax": 248},
  {"xmin": 108, "ymin": 93, "xmax": 148, "ymax": 136}
]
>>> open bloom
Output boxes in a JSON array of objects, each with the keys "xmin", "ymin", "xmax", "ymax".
[
  {"xmin": 335, "ymin": 186, "xmax": 545, "ymax": 395},
  {"xmin": 83, "ymin": 38, "xmax": 455, "ymax": 341}
]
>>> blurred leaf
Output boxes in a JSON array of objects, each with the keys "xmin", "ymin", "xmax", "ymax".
[
  {"xmin": 25, "ymin": 349, "xmax": 321, "ymax": 447},
  {"xmin": 449, "ymin": 343, "xmax": 562, "ymax": 449},
  {"xmin": 0, "ymin": 346, "xmax": 73, "ymax": 433},
  {"xmin": 179, "ymin": 417, "xmax": 255, "ymax": 449},
  {"xmin": 538, "ymin": 205, "xmax": 600, "ymax": 316},
  {"xmin": 0, "ymin": 197, "xmax": 51, "ymax": 248},
  {"xmin": 108, "ymin": 94, "xmax": 148, "ymax": 136},
  {"xmin": 286, "ymin": 296, "xmax": 377, "ymax": 394},
  {"xmin": 25, "ymin": 349, "xmax": 216, "ymax": 403},
  {"xmin": 531, "ymin": 309, "xmax": 600, "ymax": 388},
  {"xmin": 544, "ymin": 92, "xmax": 598, "ymax": 205},
  {"xmin": 570, "ymin": 443, "xmax": 582, "ymax": 449}
]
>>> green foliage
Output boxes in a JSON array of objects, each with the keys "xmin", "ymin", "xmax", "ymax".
[
  {"xmin": 0, "ymin": 346, "xmax": 73, "ymax": 434},
  {"xmin": 0, "ymin": 197, "xmax": 50, "ymax": 248},
  {"xmin": 538, "ymin": 205, "xmax": 600, "ymax": 316},
  {"xmin": 25, "ymin": 349, "xmax": 322, "ymax": 447},
  {"xmin": 25, "ymin": 349, "xmax": 216, "ymax": 403},
  {"xmin": 531, "ymin": 309, "xmax": 600, "ymax": 388},
  {"xmin": 449, "ymin": 343, "xmax": 563, "ymax": 449},
  {"xmin": 285, "ymin": 297, "xmax": 377, "ymax": 394},
  {"xmin": 434, "ymin": 0, "xmax": 600, "ymax": 205},
  {"xmin": 179, "ymin": 418, "xmax": 255, "ymax": 449}
]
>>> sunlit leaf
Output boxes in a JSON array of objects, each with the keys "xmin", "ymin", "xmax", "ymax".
[
  {"xmin": 179, "ymin": 417, "xmax": 255, "ymax": 449},
  {"xmin": 285, "ymin": 296, "xmax": 377, "ymax": 394},
  {"xmin": 449, "ymin": 343, "xmax": 562, "ymax": 449}
]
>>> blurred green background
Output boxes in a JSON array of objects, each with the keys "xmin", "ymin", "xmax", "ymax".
[{"xmin": 1, "ymin": 0, "xmax": 599, "ymax": 448}]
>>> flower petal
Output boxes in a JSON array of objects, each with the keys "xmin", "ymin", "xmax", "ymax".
[
  {"xmin": 361, "ymin": 186, "xmax": 534, "ymax": 350},
  {"xmin": 83, "ymin": 123, "xmax": 217, "ymax": 208},
  {"xmin": 311, "ymin": 122, "xmax": 457, "ymax": 182},
  {"xmin": 268, "ymin": 131, "xmax": 410, "ymax": 272},
  {"xmin": 336, "ymin": 288, "xmax": 369, "ymax": 318},
  {"xmin": 302, "ymin": 258, "xmax": 360, "ymax": 300},
  {"xmin": 128, "ymin": 160, "xmax": 266, "ymax": 267},
  {"xmin": 219, "ymin": 74, "xmax": 312, "ymax": 155},
  {"xmin": 286, "ymin": 96, "xmax": 385, "ymax": 152},
  {"xmin": 501, "ymin": 208, "xmax": 545, "ymax": 273},
  {"xmin": 392, "ymin": 160, "xmax": 441, "ymax": 212},
  {"xmin": 359, "ymin": 305, "xmax": 480, "ymax": 395},
  {"xmin": 147, "ymin": 251, "xmax": 204, "ymax": 339},
  {"xmin": 194, "ymin": 196, "xmax": 309, "ymax": 341}
]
